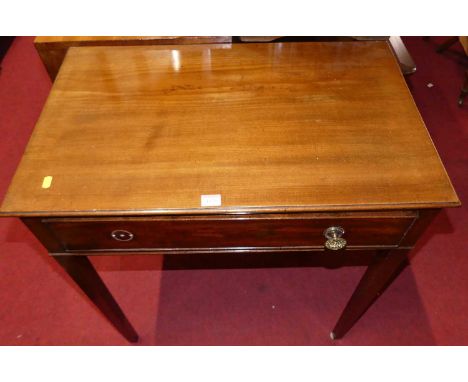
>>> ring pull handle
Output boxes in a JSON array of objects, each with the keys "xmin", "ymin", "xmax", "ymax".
[
  {"xmin": 111, "ymin": 230, "xmax": 134, "ymax": 242},
  {"xmin": 323, "ymin": 226, "xmax": 347, "ymax": 250}
]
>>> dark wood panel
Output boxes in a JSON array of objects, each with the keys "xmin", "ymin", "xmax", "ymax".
[
  {"xmin": 43, "ymin": 214, "xmax": 415, "ymax": 251},
  {"xmin": 398, "ymin": 209, "xmax": 440, "ymax": 247},
  {"xmin": 22, "ymin": 217, "xmax": 64, "ymax": 252}
]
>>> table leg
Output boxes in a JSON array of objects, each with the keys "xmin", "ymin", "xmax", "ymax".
[
  {"xmin": 459, "ymin": 70, "xmax": 468, "ymax": 106},
  {"xmin": 52, "ymin": 255, "xmax": 139, "ymax": 342},
  {"xmin": 330, "ymin": 249, "xmax": 409, "ymax": 340},
  {"xmin": 436, "ymin": 36, "xmax": 459, "ymax": 53}
]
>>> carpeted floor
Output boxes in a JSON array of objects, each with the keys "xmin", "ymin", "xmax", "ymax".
[{"xmin": 0, "ymin": 37, "xmax": 466, "ymax": 345}]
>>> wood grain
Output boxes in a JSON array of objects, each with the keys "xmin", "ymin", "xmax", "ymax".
[
  {"xmin": 34, "ymin": 36, "xmax": 232, "ymax": 80},
  {"xmin": 0, "ymin": 42, "xmax": 459, "ymax": 217},
  {"xmin": 42, "ymin": 212, "xmax": 415, "ymax": 251}
]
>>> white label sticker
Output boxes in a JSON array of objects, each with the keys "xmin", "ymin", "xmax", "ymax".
[{"xmin": 201, "ymin": 194, "xmax": 222, "ymax": 207}]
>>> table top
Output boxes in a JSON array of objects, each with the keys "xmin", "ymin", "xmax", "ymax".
[{"xmin": 0, "ymin": 41, "xmax": 459, "ymax": 217}]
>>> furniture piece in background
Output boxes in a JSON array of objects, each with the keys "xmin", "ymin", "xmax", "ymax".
[
  {"xmin": 388, "ymin": 36, "xmax": 417, "ymax": 75},
  {"xmin": 425, "ymin": 36, "xmax": 466, "ymax": 55},
  {"xmin": 460, "ymin": 36, "xmax": 468, "ymax": 52},
  {"xmin": 458, "ymin": 37, "xmax": 468, "ymax": 106},
  {"xmin": 435, "ymin": 36, "xmax": 459, "ymax": 53},
  {"xmin": 0, "ymin": 42, "xmax": 459, "ymax": 342},
  {"xmin": 34, "ymin": 36, "xmax": 232, "ymax": 80},
  {"xmin": 238, "ymin": 36, "xmax": 416, "ymax": 75},
  {"xmin": 0, "ymin": 36, "xmax": 15, "ymax": 73},
  {"xmin": 35, "ymin": 36, "xmax": 416, "ymax": 80},
  {"xmin": 459, "ymin": 70, "xmax": 468, "ymax": 106},
  {"xmin": 423, "ymin": 36, "xmax": 468, "ymax": 105}
]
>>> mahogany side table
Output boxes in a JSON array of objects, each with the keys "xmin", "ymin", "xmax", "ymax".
[{"xmin": 0, "ymin": 42, "xmax": 460, "ymax": 342}]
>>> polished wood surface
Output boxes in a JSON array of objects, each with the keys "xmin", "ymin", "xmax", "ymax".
[
  {"xmin": 41, "ymin": 211, "xmax": 415, "ymax": 252},
  {"xmin": 34, "ymin": 36, "xmax": 232, "ymax": 79},
  {"xmin": 1, "ymin": 42, "xmax": 459, "ymax": 217}
]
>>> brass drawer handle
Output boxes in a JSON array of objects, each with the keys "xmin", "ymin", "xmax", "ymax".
[
  {"xmin": 324, "ymin": 226, "xmax": 347, "ymax": 250},
  {"xmin": 111, "ymin": 230, "xmax": 134, "ymax": 241}
]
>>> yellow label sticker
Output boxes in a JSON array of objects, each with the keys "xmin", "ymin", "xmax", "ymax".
[{"xmin": 42, "ymin": 176, "xmax": 53, "ymax": 189}]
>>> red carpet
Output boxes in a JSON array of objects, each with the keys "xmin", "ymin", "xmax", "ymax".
[{"xmin": 0, "ymin": 37, "xmax": 466, "ymax": 345}]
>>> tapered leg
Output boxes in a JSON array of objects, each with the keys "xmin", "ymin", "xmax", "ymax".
[
  {"xmin": 53, "ymin": 255, "xmax": 139, "ymax": 342},
  {"xmin": 459, "ymin": 70, "xmax": 468, "ymax": 106},
  {"xmin": 330, "ymin": 249, "xmax": 409, "ymax": 340}
]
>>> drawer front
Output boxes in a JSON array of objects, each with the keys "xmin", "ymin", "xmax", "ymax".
[{"xmin": 43, "ymin": 213, "xmax": 416, "ymax": 252}]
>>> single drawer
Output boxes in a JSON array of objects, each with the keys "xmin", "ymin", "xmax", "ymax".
[{"xmin": 42, "ymin": 212, "xmax": 416, "ymax": 252}]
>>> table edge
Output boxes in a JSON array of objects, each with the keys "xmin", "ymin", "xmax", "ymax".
[{"xmin": 0, "ymin": 200, "xmax": 460, "ymax": 218}]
